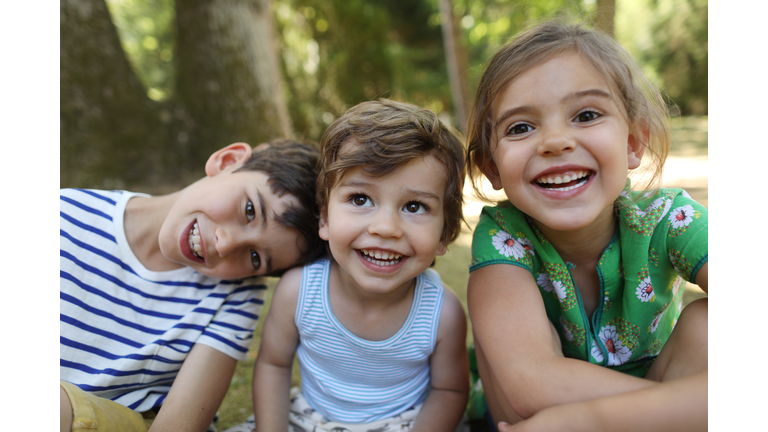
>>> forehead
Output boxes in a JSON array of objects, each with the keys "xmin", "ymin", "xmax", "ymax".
[
  {"xmin": 335, "ymin": 154, "xmax": 448, "ymax": 194},
  {"xmin": 493, "ymin": 53, "xmax": 615, "ymax": 113}
]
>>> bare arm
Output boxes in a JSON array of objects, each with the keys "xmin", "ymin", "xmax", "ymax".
[
  {"xmin": 496, "ymin": 262, "xmax": 709, "ymax": 431},
  {"xmin": 412, "ymin": 284, "xmax": 469, "ymax": 431},
  {"xmin": 695, "ymin": 261, "xmax": 707, "ymax": 293},
  {"xmin": 253, "ymin": 267, "xmax": 302, "ymax": 431},
  {"xmin": 468, "ymin": 264, "xmax": 656, "ymax": 420},
  {"xmin": 498, "ymin": 370, "xmax": 707, "ymax": 432},
  {"xmin": 147, "ymin": 343, "xmax": 237, "ymax": 432}
]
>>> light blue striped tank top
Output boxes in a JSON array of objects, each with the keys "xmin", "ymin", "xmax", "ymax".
[{"xmin": 295, "ymin": 258, "xmax": 444, "ymax": 423}]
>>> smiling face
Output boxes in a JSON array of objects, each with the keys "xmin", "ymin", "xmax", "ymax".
[
  {"xmin": 319, "ymin": 154, "xmax": 448, "ymax": 296},
  {"xmin": 158, "ymin": 163, "xmax": 304, "ymax": 280},
  {"xmin": 485, "ymin": 52, "xmax": 644, "ymax": 234}
]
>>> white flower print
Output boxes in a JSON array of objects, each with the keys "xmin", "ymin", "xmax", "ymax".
[
  {"xmin": 537, "ymin": 273, "xmax": 554, "ymax": 292},
  {"xmin": 590, "ymin": 339, "xmax": 604, "ymax": 363},
  {"xmin": 518, "ymin": 237, "xmax": 535, "ymax": 256},
  {"xmin": 560, "ymin": 316, "xmax": 574, "ymax": 342},
  {"xmin": 595, "ymin": 325, "xmax": 632, "ymax": 366},
  {"xmin": 682, "ymin": 190, "xmax": 692, "ymax": 199},
  {"xmin": 620, "ymin": 190, "xmax": 631, "ymax": 199},
  {"xmin": 650, "ymin": 311, "xmax": 664, "ymax": 333},
  {"xmin": 492, "ymin": 230, "xmax": 526, "ymax": 259},
  {"xmin": 552, "ymin": 280, "xmax": 567, "ymax": 301},
  {"xmin": 635, "ymin": 277, "xmax": 655, "ymax": 302},
  {"xmin": 537, "ymin": 273, "xmax": 566, "ymax": 301},
  {"xmin": 636, "ymin": 197, "xmax": 672, "ymax": 222},
  {"xmin": 669, "ymin": 204, "xmax": 695, "ymax": 229}
]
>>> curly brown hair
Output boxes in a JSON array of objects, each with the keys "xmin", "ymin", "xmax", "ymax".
[{"xmin": 317, "ymin": 99, "xmax": 466, "ymax": 246}]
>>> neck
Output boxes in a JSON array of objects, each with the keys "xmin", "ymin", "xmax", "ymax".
[
  {"xmin": 331, "ymin": 260, "xmax": 415, "ymax": 310},
  {"xmin": 531, "ymin": 204, "xmax": 617, "ymax": 267},
  {"xmin": 124, "ymin": 192, "xmax": 184, "ymax": 272}
]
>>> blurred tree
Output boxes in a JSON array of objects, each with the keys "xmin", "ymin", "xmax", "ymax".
[
  {"xmin": 61, "ymin": 0, "xmax": 290, "ymax": 190},
  {"xmin": 439, "ymin": 0, "xmax": 471, "ymax": 132},
  {"xmin": 642, "ymin": 0, "xmax": 707, "ymax": 115},
  {"xmin": 615, "ymin": 0, "xmax": 707, "ymax": 115},
  {"xmin": 595, "ymin": 0, "xmax": 616, "ymax": 37}
]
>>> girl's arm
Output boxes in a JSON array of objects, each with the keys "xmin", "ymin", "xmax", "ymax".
[
  {"xmin": 497, "ymin": 370, "xmax": 707, "ymax": 432},
  {"xmin": 468, "ymin": 264, "xmax": 657, "ymax": 420},
  {"xmin": 411, "ymin": 285, "xmax": 469, "ymax": 432},
  {"xmin": 252, "ymin": 266, "xmax": 302, "ymax": 432}
]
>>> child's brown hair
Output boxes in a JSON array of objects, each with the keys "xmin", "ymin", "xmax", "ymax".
[
  {"xmin": 467, "ymin": 20, "xmax": 671, "ymax": 201},
  {"xmin": 317, "ymin": 99, "xmax": 466, "ymax": 245}
]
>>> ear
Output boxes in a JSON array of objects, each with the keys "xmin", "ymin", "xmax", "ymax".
[
  {"xmin": 318, "ymin": 208, "xmax": 330, "ymax": 241},
  {"xmin": 626, "ymin": 123, "xmax": 648, "ymax": 170},
  {"xmin": 481, "ymin": 158, "xmax": 504, "ymax": 191},
  {"xmin": 205, "ymin": 142, "xmax": 253, "ymax": 177},
  {"xmin": 435, "ymin": 242, "xmax": 448, "ymax": 257}
]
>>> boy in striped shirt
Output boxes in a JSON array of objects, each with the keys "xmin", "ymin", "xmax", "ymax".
[{"xmin": 60, "ymin": 139, "xmax": 325, "ymax": 432}]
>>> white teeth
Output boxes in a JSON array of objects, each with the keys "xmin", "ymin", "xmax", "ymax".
[
  {"xmin": 361, "ymin": 249, "xmax": 403, "ymax": 265},
  {"xmin": 536, "ymin": 170, "xmax": 590, "ymax": 185},
  {"xmin": 189, "ymin": 223, "xmax": 203, "ymax": 259}
]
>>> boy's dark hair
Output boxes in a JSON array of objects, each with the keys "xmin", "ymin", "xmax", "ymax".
[
  {"xmin": 317, "ymin": 99, "xmax": 466, "ymax": 246},
  {"xmin": 235, "ymin": 138, "xmax": 326, "ymax": 275}
]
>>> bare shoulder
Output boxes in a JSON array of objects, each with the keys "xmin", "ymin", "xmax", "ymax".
[
  {"xmin": 437, "ymin": 282, "xmax": 468, "ymax": 337},
  {"xmin": 269, "ymin": 265, "xmax": 304, "ymax": 316}
]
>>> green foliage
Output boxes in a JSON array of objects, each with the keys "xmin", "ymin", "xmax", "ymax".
[
  {"xmin": 616, "ymin": 0, "xmax": 708, "ymax": 115},
  {"xmin": 106, "ymin": 0, "xmax": 175, "ymax": 101}
]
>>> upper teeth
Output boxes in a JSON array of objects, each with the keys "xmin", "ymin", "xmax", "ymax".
[
  {"xmin": 535, "ymin": 170, "xmax": 589, "ymax": 185},
  {"xmin": 189, "ymin": 223, "xmax": 202, "ymax": 258},
  {"xmin": 361, "ymin": 249, "xmax": 402, "ymax": 260}
]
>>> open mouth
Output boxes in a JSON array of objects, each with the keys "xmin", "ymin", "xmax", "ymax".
[
  {"xmin": 534, "ymin": 170, "xmax": 592, "ymax": 192},
  {"xmin": 359, "ymin": 249, "xmax": 403, "ymax": 267},
  {"xmin": 188, "ymin": 222, "xmax": 203, "ymax": 260}
]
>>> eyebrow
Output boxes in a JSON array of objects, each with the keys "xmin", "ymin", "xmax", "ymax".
[
  {"xmin": 493, "ymin": 88, "xmax": 613, "ymax": 130},
  {"xmin": 339, "ymin": 179, "xmax": 441, "ymax": 202}
]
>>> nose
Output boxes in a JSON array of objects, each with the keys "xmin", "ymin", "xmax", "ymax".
[
  {"xmin": 214, "ymin": 225, "xmax": 242, "ymax": 257},
  {"xmin": 538, "ymin": 123, "xmax": 575, "ymax": 156},
  {"xmin": 368, "ymin": 207, "xmax": 403, "ymax": 239}
]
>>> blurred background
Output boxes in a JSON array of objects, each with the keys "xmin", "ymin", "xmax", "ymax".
[
  {"xmin": 61, "ymin": 0, "xmax": 707, "ymax": 192},
  {"xmin": 60, "ymin": 0, "xmax": 707, "ymax": 429}
]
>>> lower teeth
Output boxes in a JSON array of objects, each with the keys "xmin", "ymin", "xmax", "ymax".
[{"xmin": 547, "ymin": 177, "xmax": 588, "ymax": 191}]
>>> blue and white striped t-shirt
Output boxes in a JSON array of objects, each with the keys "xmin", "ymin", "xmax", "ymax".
[
  {"xmin": 295, "ymin": 258, "xmax": 444, "ymax": 423},
  {"xmin": 60, "ymin": 189, "xmax": 266, "ymax": 412}
]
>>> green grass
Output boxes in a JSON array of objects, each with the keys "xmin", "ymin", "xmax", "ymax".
[{"xmin": 215, "ymin": 116, "xmax": 709, "ymax": 430}]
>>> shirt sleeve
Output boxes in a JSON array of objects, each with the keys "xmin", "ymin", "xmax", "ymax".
[
  {"xmin": 197, "ymin": 277, "xmax": 267, "ymax": 361},
  {"xmin": 663, "ymin": 191, "xmax": 708, "ymax": 282},
  {"xmin": 470, "ymin": 205, "xmax": 534, "ymax": 274}
]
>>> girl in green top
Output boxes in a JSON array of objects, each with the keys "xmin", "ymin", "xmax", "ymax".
[{"xmin": 465, "ymin": 20, "xmax": 707, "ymax": 432}]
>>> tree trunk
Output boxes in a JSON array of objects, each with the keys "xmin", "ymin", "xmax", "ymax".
[
  {"xmin": 61, "ymin": 0, "xmax": 167, "ymax": 188},
  {"xmin": 595, "ymin": 0, "xmax": 616, "ymax": 38},
  {"xmin": 61, "ymin": 0, "xmax": 291, "ymax": 190},
  {"xmin": 439, "ymin": 0, "xmax": 471, "ymax": 134},
  {"xmin": 174, "ymin": 0, "xmax": 292, "ymax": 165}
]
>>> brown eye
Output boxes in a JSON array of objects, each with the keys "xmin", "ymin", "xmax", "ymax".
[
  {"xmin": 245, "ymin": 200, "xmax": 255, "ymax": 221},
  {"xmin": 404, "ymin": 202, "xmax": 426, "ymax": 214},
  {"xmin": 576, "ymin": 111, "xmax": 600, "ymax": 122},
  {"xmin": 250, "ymin": 250, "xmax": 260, "ymax": 270},
  {"xmin": 508, "ymin": 123, "xmax": 533, "ymax": 135},
  {"xmin": 351, "ymin": 195, "xmax": 371, "ymax": 207}
]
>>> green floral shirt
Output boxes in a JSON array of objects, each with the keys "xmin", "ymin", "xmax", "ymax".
[{"xmin": 469, "ymin": 182, "xmax": 708, "ymax": 376}]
